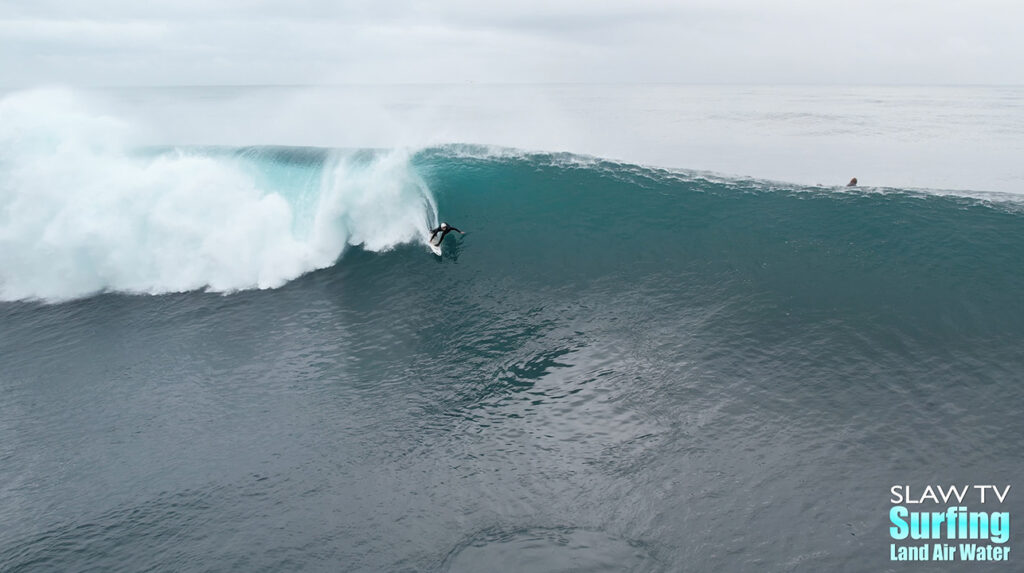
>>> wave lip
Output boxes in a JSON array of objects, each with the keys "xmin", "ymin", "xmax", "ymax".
[{"xmin": 0, "ymin": 89, "xmax": 438, "ymax": 302}]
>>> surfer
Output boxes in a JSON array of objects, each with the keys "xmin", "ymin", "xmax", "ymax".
[
  {"xmin": 847, "ymin": 177, "xmax": 858, "ymax": 187},
  {"xmin": 429, "ymin": 222, "xmax": 464, "ymax": 246}
]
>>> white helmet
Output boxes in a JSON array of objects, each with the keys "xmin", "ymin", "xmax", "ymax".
[{"xmin": 440, "ymin": 222, "xmax": 449, "ymax": 230}]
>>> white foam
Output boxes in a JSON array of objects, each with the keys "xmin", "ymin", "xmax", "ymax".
[{"xmin": 0, "ymin": 89, "xmax": 437, "ymax": 302}]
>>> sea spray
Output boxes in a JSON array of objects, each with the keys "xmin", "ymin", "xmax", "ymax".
[{"xmin": 0, "ymin": 89, "xmax": 438, "ymax": 301}]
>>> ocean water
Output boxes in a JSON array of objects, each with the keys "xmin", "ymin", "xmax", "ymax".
[{"xmin": 1, "ymin": 86, "xmax": 1023, "ymax": 572}]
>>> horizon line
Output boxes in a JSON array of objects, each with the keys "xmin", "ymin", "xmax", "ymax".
[{"xmin": 3, "ymin": 81, "xmax": 1024, "ymax": 91}]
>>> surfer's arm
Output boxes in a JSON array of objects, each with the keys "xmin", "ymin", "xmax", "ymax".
[{"xmin": 449, "ymin": 227, "xmax": 464, "ymax": 234}]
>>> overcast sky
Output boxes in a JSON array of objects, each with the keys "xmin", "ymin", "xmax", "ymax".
[{"xmin": 2, "ymin": 0, "xmax": 1022, "ymax": 87}]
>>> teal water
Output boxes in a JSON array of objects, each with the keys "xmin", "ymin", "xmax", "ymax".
[{"xmin": 1, "ymin": 144, "xmax": 1022, "ymax": 571}]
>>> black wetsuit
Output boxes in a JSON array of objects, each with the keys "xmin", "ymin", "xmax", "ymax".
[{"xmin": 429, "ymin": 225, "xmax": 462, "ymax": 245}]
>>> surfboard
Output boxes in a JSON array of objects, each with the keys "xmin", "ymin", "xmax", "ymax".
[{"xmin": 429, "ymin": 237, "xmax": 442, "ymax": 256}]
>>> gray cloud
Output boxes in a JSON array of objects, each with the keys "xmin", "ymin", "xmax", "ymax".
[{"xmin": 1, "ymin": 0, "xmax": 1021, "ymax": 86}]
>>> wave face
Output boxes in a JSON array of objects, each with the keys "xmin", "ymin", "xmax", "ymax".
[
  {"xmin": 0, "ymin": 89, "xmax": 437, "ymax": 301},
  {"xmin": 404, "ymin": 147, "xmax": 1024, "ymax": 341}
]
